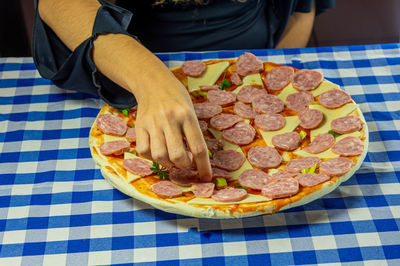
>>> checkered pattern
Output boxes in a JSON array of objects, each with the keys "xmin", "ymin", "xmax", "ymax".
[{"xmin": 1, "ymin": 44, "xmax": 400, "ymax": 265}]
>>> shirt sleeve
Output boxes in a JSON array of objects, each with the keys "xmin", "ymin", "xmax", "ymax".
[
  {"xmin": 295, "ymin": 0, "xmax": 336, "ymax": 15},
  {"xmin": 32, "ymin": 0, "xmax": 138, "ymax": 109}
]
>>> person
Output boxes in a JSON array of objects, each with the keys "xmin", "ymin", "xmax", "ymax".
[{"xmin": 33, "ymin": 0, "xmax": 335, "ymax": 181}]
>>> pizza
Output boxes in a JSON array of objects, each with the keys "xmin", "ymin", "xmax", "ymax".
[{"xmin": 89, "ymin": 52, "xmax": 369, "ymax": 218}]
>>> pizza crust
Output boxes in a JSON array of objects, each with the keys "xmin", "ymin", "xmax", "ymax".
[{"xmin": 89, "ymin": 59, "xmax": 369, "ymax": 219}]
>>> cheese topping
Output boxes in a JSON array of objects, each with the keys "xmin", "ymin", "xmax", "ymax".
[
  {"xmin": 259, "ymin": 116, "xmax": 300, "ymax": 146},
  {"xmin": 188, "ymin": 62, "xmax": 230, "ymax": 91}
]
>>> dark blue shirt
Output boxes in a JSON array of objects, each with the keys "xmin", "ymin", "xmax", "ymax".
[{"xmin": 33, "ymin": 0, "xmax": 335, "ymax": 108}]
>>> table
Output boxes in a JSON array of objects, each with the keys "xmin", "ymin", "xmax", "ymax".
[{"xmin": 0, "ymin": 43, "xmax": 399, "ymax": 265}]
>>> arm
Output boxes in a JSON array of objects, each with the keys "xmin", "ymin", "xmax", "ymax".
[
  {"xmin": 38, "ymin": 0, "xmax": 212, "ymax": 180},
  {"xmin": 275, "ymin": 3, "xmax": 316, "ymax": 49}
]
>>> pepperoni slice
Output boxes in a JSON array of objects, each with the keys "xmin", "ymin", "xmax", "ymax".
[
  {"xmin": 293, "ymin": 69, "xmax": 323, "ymax": 91},
  {"xmin": 192, "ymin": 183, "xmax": 215, "ymax": 198},
  {"xmin": 222, "ymin": 122, "xmax": 256, "ymax": 145},
  {"xmin": 123, "ymin": 158, "xmax": 153, "ymax": 176},
  {"xmin": 207, "ymin": 89, "xmax": 237, "ymax": 106},
  {"xmin": 230, "ymin": 72, "xmax": 243, "ymax": 86},
  {"xmin": 319, "ymin": 89, "xmax": 351, "ymax": 109},
  {"xmin": 205, "ymin": 139, "xmax": 223, "ymax": 154},
  {"xmin": 270, "ymin": 170, "xmax": 296, "ymax": 179},
  {"xmin": 255, "ymin": 113, "xmax": 286, "ymax": 131},
  {"xmin": 125, "ymin": 127, "xmax": 136, "ymax": 143},
  {"xmin": 265, "ymin": 66, "xmax": 294, "ymax": 91},
  {"xmin": 285, "ymin": 157, "xmax": 321, "ymax": 173},
  {"xmin": 298, "ymin": 108, "xmax": 324, "ymax": 129},
  {"xmin": 303, "ymin": 133, "xmax": 334, "ymax": 154},
  {"xmin": 212, "ymin": 150, "xmax": 245, "ymax": 171},
  {"xmin": 198, "ymin": 120, "xmax": 208, "ymax": 133},
  {"xmin": 238, "ymin": 169, "xmax": 271, "ymax": 190},
  {"xmin": 261, "ymin": 178, "xmax": 299, "ymax": 199},
  {"xmin": 286, "ymin": 91, "xmax": 314, "ymax": 112},
  {"xmin": 182, "ymin": 61, "xmax": 206, "ymax": 77},
  {"xmin": 237, "ymin": 85, "xmax": 268, "ymax": 104},
  {"xmin": 331, "ymin": 136, "xmax": 364, "ymax": 156},
  {"xmin": 212, "ymin": 167, "xmax": 232, "ymax": 180},
  {"xmin": 247, "ymin": 146, "xmax": 282, "ymax": 169},
  {"xmin": 200, "ymin": 85, "xmax": 219, "ymax": 91},
  {"xmin": 235, "ymin": 52, "xmax": 264, "ymax": 76},
  {"xmin": 252, "ymin": 94, "xmax": 284, "ymax": 114},
  {"xmin": 331, "ymin": 116, "xmax": 362, "ymax": 134},
  {"xmin": 99, "ymin": 140, "xmax": 130, "ymax": 156},
  {"xmin": 295, "ymin": 173, "xmax": 330, "ymax": 187},
  {"xmin": 210, "ymin": 114, "xmax": 243, "ymax": 130},
  {"xmin": 212, "ymin": 188, "xmax": 248, "ymax": 202},
  {"xmin": 169, "ymin": 168, "xmax": 199, "ymax": 187},
  {"xmin": 319, "ymin": 157, "xmax": 353, "ymax": 177},
  {"xmin": 234, "ymin": 103, "xmax": 258, "ymax": 119},
  {"xmin": 96, "ymin": 114, "xmax": 127, "ymax": 136},
  {"xmin": 272, "ymin": 132, "xmax": 302, "ymax": 151},
  {"xmin": 193, "ymin": 102, "xmax": 222, "ymax": 119},
  {"xmin": 151, "ymin": 181, "xmax": 183, "ymax": 199}
]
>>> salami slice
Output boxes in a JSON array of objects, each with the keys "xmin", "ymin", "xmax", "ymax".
[
  {"xmin": 285, "ymin": 157, "xmax": 321, "ymax": 173},
  {"xmin": 331, "ymin": 116, "xmax": 362, "ymax": 134},
  {"xmin": 234, "ymin": 103, "xmax": 258, "ymax": 119},
  {"xmin": 235, "ymin": 52, "xmax": 264, "ymax": 76},
  {"xmin": 319, "ymin": 89, "xmax": 351, "ymax": 109},
  {"xmin": 303, "ymin": 133, "xmax": 334, "ymax": 154},
  {"xmin": 212, "ymin": 188, "xmax": 248, "ymax": 202},
  {"xmin": 265, "ymin": 66, "xmax": 294, "ymax": 91},
  {"xmin": 293, "ymin": 69, "xmax": 323, "ymax": 91},
  {"xmin": 210, "ymin": 114, "xmax": 243, "ymax": 130},
  {"xmin": 200, "ymin": 85, "xmax": 219, "ymax": 91},
  {"xmin": 237, "ymin": 85, "xmax": 268, "ymax": 104},
  {"xmin": 207, "ymin": 89, "xmax": 237, "ymax": 106},
  {"xmin": 151, "ymin": 181, "xmax": 183, "ymax": 199},
  {"xmin": 212, "ymin": 167, "xmax": 232, "ymax": 180},
  {"xmin": 169, "ymin": 168, "xmax": 199, "ymax": 187},
  {"xmin": 319, "ymin": 157, "xmax": 353, "ymax": 177},
  {"xmin": 286, "ymin": 91, "xmax": 314, "ymax": 112},
  {"xmin": 192, "ymin": 183, "xmax": 215, "ymax": 198},
  {"xmin": 272, "ymin": 132, "xmax": 302, "ymax": 151},
  {"xmin": 254, "ymin": 113, "xmax": 286, "ymax": 131},
  {"xmin": 198, "ymin": 120, "xmax": 208, "ymax": 133},
  {"xmin": 331, "ymin": 136, "xmax": 364, "ymax": 156},
  {"xmin": 222, "ymin": 122, "xmax": 256, "ymax": 145},
  {"xmin": 193, "ymin": 102, "xmax": 222, "ymax": 119},
  {"xmin": 298, "ymin": 108, "xmax": 324, "ymax": 129},
  {"xmin": 96, "ymin": 114, "xmax": 127, "ymax": 136},
  {"xmin": 261, "ymin": 178, "xmax": 299, "ymax": 199},
  {"xmin": 205, "ymin": 139, "xmax": 223, "ymax": 154},
  {"xmin": 125, "ymin": 127, "xmax": 136, "ymax": 143},
  {"xmin": 230, "ymin": 72, "xmax": 243, "ymax": 86},
  {"xmin": 271, "ymin": 170, "xmax": 296, "ymax": 179},
  {"xmin": 212, "ymin": 150, "xmax": 245, "ymax": 171},
  {"xmin": 247, "ymin": 146, "xmax": 282, "ymax": 169},
  {"xmin": 123, "ymin": 158, "xmax": 153, "ymax": 176},
  {"xmin": 252, "ymin": 94, "xmax": 284, "ymax": 114},
  {"xmin": 182, "ymin": 61, "xmax": 206, "ymax": 77},
  {"xmin": 238, "ymin": 169, "xmax": 271, "ymax": 190},
  {"xmin": 100, "ymin": 140, "xmax": 130, "ymax": 156},
  {"xmin": 295, "ymin": 173, "xmax": 330, "ymax": 187}
]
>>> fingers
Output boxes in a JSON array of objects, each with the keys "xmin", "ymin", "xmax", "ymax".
[
  {"xmin": 164, "ymin": 123, "xmax": 192, "ymax": 169},
  {"xmin": 183, "ymin": 117, "xmax": 212, "ymax": 182},
  {"xmin": 135, "ymin": 127, "xmax": 152, "ymax": 160},
  {"xmin": 149, "ymin": 129, "xmax": 174, "ymax": 168}
]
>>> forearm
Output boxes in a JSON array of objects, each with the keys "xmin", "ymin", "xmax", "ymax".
[
  {"xmin": 38, "ymin": 0, "xmax": 180, "ymax": 101},
  {"xmin": 275, "ymin": 3, "xmax": 316, "ymax": 49}
]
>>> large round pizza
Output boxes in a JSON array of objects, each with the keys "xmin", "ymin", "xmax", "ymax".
[{"xmin": 89, "ymin": 52, "xmax": 368, "ymax": 218}]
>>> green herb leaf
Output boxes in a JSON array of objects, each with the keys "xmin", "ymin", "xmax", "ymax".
[
  {"xmin": 198, "ymin": 91, "xmax": 208, "ymax": 97},
  {"xmin": 328, "ymin": 130, "xmax": 342, "ymax": 137},
  {"xmin": 215, "ymin": 178, "xmax": 227, "ymax": 188},
  {"xmin": 151, "ymin": 161, "xmax": 169, "ymax": 179},
  {"xmin": 131, "ymin": 124, "xmax": 135, "ymax": 128},
  {"xmin": 308, "ymin": 164, "xmax": 317, "ymax": 174},
  {"xmin": 218, "ymin": 79, "xmax": 231, "ymax": 90},
  {"xmin": 121, "ymin": 109, "xmax": 129, "ymax": 117},
  {"xmin": 236, "ymin": 184, "xmax": 247, "ymax": 190},
  {"xmin": 299, "ymin": 130, "xmax": 307, "ymax": 140},
  {"xmin": 250, "ymin": 103, "xmax": 252, "ymax": 107},
  {"xmin": 300, "ymin": 168, "xmax": 308, "ymax": 174}
]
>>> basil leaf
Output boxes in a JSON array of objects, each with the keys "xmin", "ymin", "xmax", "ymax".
[{"xmin": 328, "ymin": 130, "xmax": 342, "ymax": 137}]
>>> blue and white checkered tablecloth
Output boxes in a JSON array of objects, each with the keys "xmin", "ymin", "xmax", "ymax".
[{"xmin": 0, "ymin": 43, "xmax": 399, "ymax": 265}]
